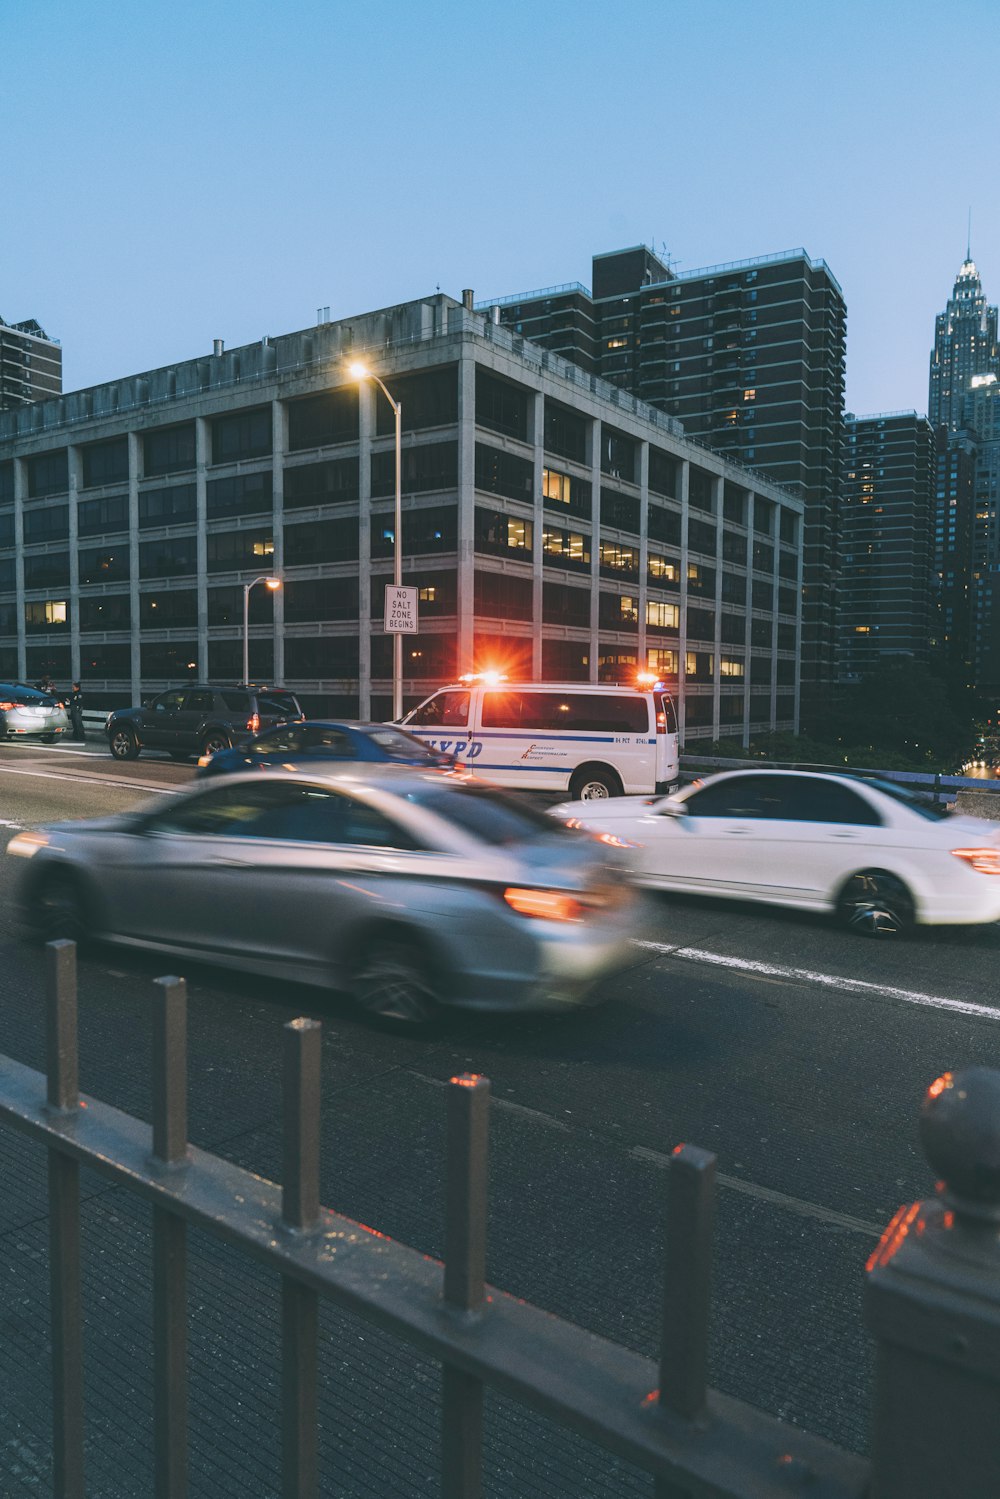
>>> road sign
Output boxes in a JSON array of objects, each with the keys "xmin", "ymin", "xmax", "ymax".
[{"xmin": 384, "ymin": 585, "xmax": 419, "ymax": 633}]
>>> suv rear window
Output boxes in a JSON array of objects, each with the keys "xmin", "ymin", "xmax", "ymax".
[
  {"xmin": 256, "ymin": 693, "xmax": 302, "ymax": 717},
  {"xmin": 221, "ymin": 690, "xmax": 252, "ymax": 711}
]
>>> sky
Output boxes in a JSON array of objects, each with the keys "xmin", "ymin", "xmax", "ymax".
[{"xmin": 5, "ymin": 0, "xmax": 999, "ymax": 416}]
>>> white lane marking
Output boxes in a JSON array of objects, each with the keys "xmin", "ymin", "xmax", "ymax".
[
  {"xmin": 636, "ymin": 940, "xmax": 1000, "ymax": 1022},
  {"xmin": 0, "ymin": 820, "xmax": 22, "ymax": 830},
  {"xmin": 409, "ymin": 1071, "xmax": 878, "ymax": 1234},
  {"xmin": 629, "ymin": 1146, "xmax": 881, "ymax": 1237},
  {"xmin": 0, "ymin": 765, "xmax": 178, "ymax": 794}
]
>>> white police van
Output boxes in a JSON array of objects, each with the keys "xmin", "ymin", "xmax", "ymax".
[{"xmin": 400, "ymin": 675, "xmax": 679, "ymax": 799}]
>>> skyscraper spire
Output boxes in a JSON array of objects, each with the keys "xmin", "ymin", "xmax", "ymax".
[{"xmin": 967, "ymin": 207, "xmax": 972, "ymax": 264}]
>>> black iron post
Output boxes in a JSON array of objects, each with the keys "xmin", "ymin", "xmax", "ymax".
[{"xmin": 866, "ymin": 1067, "xmax": 1000, "ymax": 1497}]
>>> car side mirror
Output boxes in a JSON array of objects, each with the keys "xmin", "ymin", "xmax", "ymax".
[{"xmin": 656, "ymin": 795, "xmax": 687, "ymax": 817}]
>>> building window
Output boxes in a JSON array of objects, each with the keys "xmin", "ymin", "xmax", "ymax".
[
  {"xmin": 211, "ymin": 408, "xmax": 272, "ymax": 464},
  {"xmin": 143, "ymin": 424, "xmax": 196, "ymax": 477},
  {"xmin": 646, "ymin": 600, "xmax": 679, "ymax": 631},
  {"xmin": 25, "ymin": 600, "xmax": 68, "ymax": 631},
  {"xmin": 82, "ymin": 438, "xmax": 129, "ymax": 489}
]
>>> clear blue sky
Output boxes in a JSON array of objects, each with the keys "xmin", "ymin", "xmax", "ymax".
[{"xmin": 5, "ymin": 0, "xmax": 998, "ymax": 417}]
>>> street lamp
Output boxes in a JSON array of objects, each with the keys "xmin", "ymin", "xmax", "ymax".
[
  {"xmin": 243, "ymin": 575, "xmax": 280, "ymax": 687},
  {"xmin": 350, "ymin": 361, "xmax": 403, "ymax": 720}
]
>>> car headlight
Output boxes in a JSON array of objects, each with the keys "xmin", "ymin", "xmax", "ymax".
[{"xmin": 7, "ymin": 830, "xmax": 51, "ymax": 858}]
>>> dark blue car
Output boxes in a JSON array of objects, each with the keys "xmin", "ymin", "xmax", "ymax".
[{"xmin": 196, "ymin": 720, "xmax": 459, "ymax": 778}]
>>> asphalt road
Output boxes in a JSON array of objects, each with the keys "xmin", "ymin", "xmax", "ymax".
[{"xmin": 0, "ymin": 739, "xmax": 997, "ymax": 1496}]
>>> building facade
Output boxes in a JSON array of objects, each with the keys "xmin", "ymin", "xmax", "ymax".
[
  {"xmin": 0, "ymin": 295, "xmax": 803, "ymax": 743},
  {"xmin": 928, "ymin": 258, "xmax": 999, "ymax": 433},
  {"xmin": 0, "ymin": 316, "xmax": 62, "ymax": 410},
  {"xmin": 840, "ymin": 412, "xmax": 934, "ymax": 677},
  {"xmin": 481, "ymin": 246, "xmax": 846, "ymax": 715}
]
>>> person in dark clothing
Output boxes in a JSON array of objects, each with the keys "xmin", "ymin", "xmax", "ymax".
[
  {"xmin": 36, "ymin": 675, "xmax": 55, "ymax": 696},
  {"xmin": 69, "ymin": 682, "xmax": 85, "ymax": 741}
]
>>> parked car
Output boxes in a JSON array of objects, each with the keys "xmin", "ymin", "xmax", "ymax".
[
  {"xmin": 550, "ymin": 768, "xmax": 1000, "ymax": 935},
  {"xmin": 105, "ymin": 685, "xmax": 304, "ymax": 762},
  {"xmin": 0, "ymin": 683, "xmax": 71, "ymax": 743},
  {"xmin": 196, "ymin": 720, "xmax": 459, "ymax": 777},
  {"xmin": 8, "ymin": 767, "xmax": 643, "ymax": 1030}
]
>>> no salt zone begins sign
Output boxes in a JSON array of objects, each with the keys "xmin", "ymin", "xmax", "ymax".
[{"xmin": 384, "ymin": 585, "xmax": 419, "ymax": 633}]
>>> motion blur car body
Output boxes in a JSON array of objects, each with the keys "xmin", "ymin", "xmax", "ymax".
[
  {"xmin": 106, "ymin": 684, "xmax": 303, "ymax": 762},
  {"xmin": 0, "ymin": 683, "xmax": 71, "ymax": 742},
  {"xmin": 9, "ymin": 767, "xmax": 642, "ymax": 1028},
  {"xmin": 550, "ymin": 768, "xmax": 1000, "ymax": 934},
  {"xmin": 197, "ymin": 720, "xmax": 458, "ymax": 777}
]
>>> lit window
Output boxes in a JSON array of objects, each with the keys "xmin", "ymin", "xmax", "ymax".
[
  {"xmin": 646, "ymin": 600, "xmax": 679, "ymax": 629},
  {"xmin": 648, "ymin": 556, "xmax": 679, "ymax": 582},
  {"xmin": 606, "ymin": 337, "xmax": 628, "ymax": 350},
  {"xmin": 743, "ymin": 388, "xmax": 756, "ymax": 401},
  {"xmin": 647, "ymin": 648, "xmax": 678, "ymax": 674},
  {"xmin": 418, "ymin": 586, "xmax": 436, "ymax": 603},
  {"xmin": 542, "ymin": 468, "xmax": 571, "ymax": 504}
]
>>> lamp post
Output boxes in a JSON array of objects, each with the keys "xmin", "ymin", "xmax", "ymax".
[
  {"xmin": 350, "ymin": 362, "xmax": 403, "ymax": 720},
  {"xmin": 242, "ymin": 575, "xmax": 281, "ymax": 687}
]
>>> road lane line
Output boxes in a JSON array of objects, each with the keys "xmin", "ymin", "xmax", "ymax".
[
  {"xmin": 0, "ymin": 765, "xmax": 178, "ymax": 794},
  {"xmin": 636, "ymin": 940, "xmax": 1000, "ymax": 1021},
  {"xmin": 409, "ymin": 1071, "xmax": 880, "ymax": 1234},
  {"xmin": 629, "ymin": 1146, "xmax": 882, "ymax": 1236}
]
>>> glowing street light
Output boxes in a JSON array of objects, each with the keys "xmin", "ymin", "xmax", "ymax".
[
  {"xmin": 350, "ymin": 362, "xmax": 403, "ymax": 719},
  {"xmin": 243, "ymin": 575, "xmax": 281, "ymax": 687}
]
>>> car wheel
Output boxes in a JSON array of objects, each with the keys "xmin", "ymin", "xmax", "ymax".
[
  {"xmin": 33, "ymin": 870, "xmax": 91, "ymax": 946},
  {"xmin": 201, "ymin": 732, "xmax": 231, "ymax": 759},
  {"xmin": 350, "ymin": 937, "xmax": 442, "ymax": 1032},
  {"xmin": 836, "ymin": 869, "xmax": 915, "ymax": 937},
  {"xmin": 569, "ymin": 764, "xmax": 623, "ymax": 801},
  {"xmin": 109, "ymin": 726, "xmax": 140, "ymax": 761}
]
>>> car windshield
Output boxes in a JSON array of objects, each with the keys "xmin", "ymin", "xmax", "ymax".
[
  {"xmin": 852, "ymin": 776, "xmax": 953, "ymax": 822},
  {"xmin": 402, "ymin": 784, "xmax": 568, "ymax": 845},
  {"xmin": 367, "ymin": 727, "xmax": 443, "ymax": 761}
]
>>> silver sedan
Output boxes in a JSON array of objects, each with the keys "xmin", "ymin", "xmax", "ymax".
[
  {"xmin": 8, "ymin": 767, "xmax": 643, "ymax": 1029},
  {"xmin": 0, "ymin": 683, "xmax": 71, "ymax": 742}
]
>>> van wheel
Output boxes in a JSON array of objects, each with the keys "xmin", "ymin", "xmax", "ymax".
[{"xmin": 570, "ymin": 764, "xmax": 623, "ymax": 801}]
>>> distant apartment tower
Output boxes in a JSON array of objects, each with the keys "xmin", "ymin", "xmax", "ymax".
[
  {"xmin": 0, "ymin": 316, "xmax": 62, "ymax": 409},
  {"xmin": 840, "ymin": 413, "xmax": 934, "ymax": 677},
  {"xmin": 483, "ymin": 246, "xmax": 847, "ymax": 715}
]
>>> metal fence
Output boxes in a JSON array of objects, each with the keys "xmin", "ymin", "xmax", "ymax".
[{"xmin": 3, "ymin": 940, "xmax": 999, "ymax": 1497}]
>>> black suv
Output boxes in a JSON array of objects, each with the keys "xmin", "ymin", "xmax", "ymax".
[{"xmin": 106, "ymin": 685, "xmax": 304, "ymax": 762}]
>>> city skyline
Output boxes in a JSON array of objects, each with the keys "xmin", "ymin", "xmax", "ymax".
[{"xmin": 5, "ymin": 0, "xmax": 999, "ymax": 417}]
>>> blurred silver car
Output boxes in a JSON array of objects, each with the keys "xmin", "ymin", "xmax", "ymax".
[
  {"xmin": 0, "ymin": 683, "xmax": 71, "ymax": 742},
  {"xmin": 8, "ymin": 767, "xmax": 642, "ymax": 1029}
]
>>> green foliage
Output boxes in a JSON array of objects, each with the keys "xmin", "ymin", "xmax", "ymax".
[{"xmin": 699, "ymin": 663, "xmax": 978, "ymax": 772}]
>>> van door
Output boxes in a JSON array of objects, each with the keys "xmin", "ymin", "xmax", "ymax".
[{"xmin": 400, "ymin": 689, "xmax": 474, "ymax": 761}]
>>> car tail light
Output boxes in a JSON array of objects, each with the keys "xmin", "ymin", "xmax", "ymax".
[
  {"xmin": 0, "ymin": 702, "xmax": 14, "ymax": 712},
  {"xmin": 656, "ymin": 710, "xmax": 667, "ymax": 734},
  {"xmin": 503, "ymin": 887, "xmax": 585, "ymax": 922},
  {"xmin": 951, "ymin": 847, "xmax": 1000, "ymax": 875},
  {"xmin": 247, "ymin": 713, "xmax": 260, "ymax": 734}
]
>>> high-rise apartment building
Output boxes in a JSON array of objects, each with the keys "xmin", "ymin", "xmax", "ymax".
[
  {"xmin": 840, "ymin": 413, "xmax": 934, "ymax": 677},
  {"xmin": 482, "ymin": 246, "xmax": 847, "ymax": 716},
  {"xmin": 930, "ymin": 426, "xmax": 976, "ymax": 680},
  {"xmin": 0, "ymin": 294, "xmax": 803, "ymax": 743},
  {"xmin": 0, "ymin": 315, "xmax": 62, "ymax": 409}
]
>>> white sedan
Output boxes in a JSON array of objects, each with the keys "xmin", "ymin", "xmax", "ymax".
[{"xmin": 550, "ymin": 769, "xmax": 1000, "ymax": 935}]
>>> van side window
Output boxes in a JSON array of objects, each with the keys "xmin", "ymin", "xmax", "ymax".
[
  {"xmin": 481, "ymin": 692, "xmax": 521, "ymax": 729},
  {"xmin": 481, "ymin": 692, "xmax": 650, "ymax": 733},
  {"xmin": 407, "ymin": 691, "xmax": 470, "ymax": 728}
]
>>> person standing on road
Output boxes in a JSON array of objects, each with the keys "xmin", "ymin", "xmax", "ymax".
[{"xmin": 69, "ymin": 682, "xmax": 85, "ymax": 742}]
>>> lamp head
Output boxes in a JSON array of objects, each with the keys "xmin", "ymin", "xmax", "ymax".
[
  {"xmin": 348, "ymin": 361, "xmax": 370, "ymax": 381},
  {"xmin": 265, "ymin": 577, "xmax": 281, "ymax": 591}
]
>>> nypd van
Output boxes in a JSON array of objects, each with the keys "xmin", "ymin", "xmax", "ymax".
[{"xmin": 399, "ymin": 677, "xmax": 679, "ymax": 800}]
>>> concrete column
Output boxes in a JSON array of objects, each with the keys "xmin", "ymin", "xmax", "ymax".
[
  {"xmin": 740, "ymin": 488, "xmax": 753, "ymax": 749},
  {"xmin": 530, "ymin": 390, "xmax": 544, "ymax": 679},
  {"xmin": 588, "ymin": 418, "xmax": 601, "ymax": 682},
  {"xmin": 67, "ymin": 446, "xmax": 81, "ymax": 681},
  {"xmin": 456, "ymin": 349, "xmax": 477, "ymax": 676},
  {"xmin": 194, "ymin": 418, "xmax": 209, "ymax": 682},
  {"xmin": 711, "ymin": 472, "xmax": 723, "ymax": 742},
  {"xmin": 357, "ymin": 383, "xmax": 373, "ymax": 718},
  {"xmin": 13, "ymin": 458, "xmax": 26, "ymax": 682},
  {"xmin": 638, "ymin": 441, "xmax": 650, "ymax": 674},
  {"xmin": 677, "ymin": 458, "xmax": 690, "ymax": 741},
  {"xmin": 127, "ymin": 433, "xmax": 141, "ymax": 700},
  {"xmin": 271, "ymin": 399, "xmax": 286, "ymax": 686}
]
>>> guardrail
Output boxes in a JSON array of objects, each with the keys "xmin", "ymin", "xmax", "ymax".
[{"xmin": 5, "ymin": 942, "xmax": 1000, "ymax": 1496}]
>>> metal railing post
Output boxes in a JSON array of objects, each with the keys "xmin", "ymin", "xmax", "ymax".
[
  {"xmin": 281, "ymin": 1018, "xmax": 322, "ymax": 1499},
  {"xmin": 45, "ymin": 939, "xmax": 85, "ymax": 1499},
  {"xmin": 151, "ymin": 976, "xmax": 189, "ymax": 1499},
  {"xmin": 441, "ymin": 1074, "xmax": 490, "ymax": 1499},
  {"xmin": 866, "ymin": 1067, "xmax": 1000, "ymax": 1497}
]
